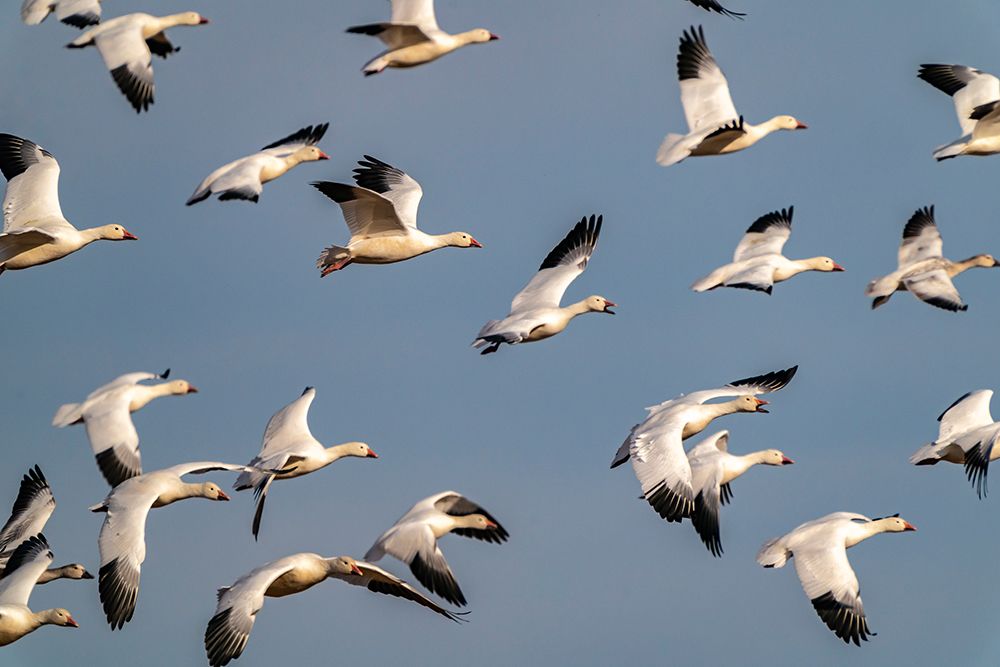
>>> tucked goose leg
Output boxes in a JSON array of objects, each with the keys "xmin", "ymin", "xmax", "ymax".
[
  {"xmin": 321, "ymin": 257, "xmax": 353, "ymax": 277},
  {"xmin": 871, "ymin": 295, "xmax": 892, "ymax": 309},
  {"xmin": 480, "ymin": 342, "xmax": 501, "ymax": 355}
]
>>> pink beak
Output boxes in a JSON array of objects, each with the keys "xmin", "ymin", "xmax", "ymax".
[
  {"xmin": 469, "ymin": 238, "xmax": 483, "ymax": 248},
  {"xmin": 351, "ymin": 563, "xmax": 364, "ymax": 576},
  {"xmin": 122, "ymin": 230, "xmax": 139, "ymax": 240},
  {"xmin": 216, "ymin": 490, "xmax": 230, "ymax": 502},
  {"xmin": 66, "ymin": 617, "xmax": 79, "ymax": 628},
  {"xmin": 795, "ymin": 121, "xmax": 808, "ymax": 129},
  {"xmin": 903, "ymin": 521, "xmax": 917, "ymax": 532},
  {"xmin": 489, "ymin": 33, "xmax": 500, "ymax": 41},
  {"xmin": 832, "ymin": 263, "xmax": 845, "ymax": 272},
  {"xmin": 318, "ymin": 151, "xmax": 330, "ymax": 160},
  {"xmin": 754, "ymin": 398, "xmax": 769, "ymax": 413},
  {"xmin": 187, "ymin": 385, "xmax": 199, "ymax": 394},
  {"xmin": 199, "ymin": 16, "xmax": 210, "ymax": 24},
  {"xmin": 781, "ymin": 456, "xmax": 795, "ymax": 465},
  {"xmin": 366, "ymin": 449, "xmax": 379, "ymax": 458},
  {"xmin": 485, "ymin": 520, "xmax": 498, "ymax": 529}
]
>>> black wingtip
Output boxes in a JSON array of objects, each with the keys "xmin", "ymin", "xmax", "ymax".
[
  {"xmin": 302, "ymin": 386, "xmax": 314, "ymax": 395},
  {"xmin": 159, "ymin": 368, "xmax": 170, "ymax": 379}
]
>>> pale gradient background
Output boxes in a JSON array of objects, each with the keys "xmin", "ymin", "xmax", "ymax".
[{"xmin": 3, "ymin": 1, "xmax": 1000, "ymax": 665}]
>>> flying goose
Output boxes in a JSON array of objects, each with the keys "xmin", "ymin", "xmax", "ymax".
[
  {"xmin": 685, "ymin": 431, "xmax": 793, "ymax": 556},
  {"xmin": 205, "ymin": 552, "xmax": 464, "ymax": 666},
  {"xmin": 685, "ymin": 0, "xmax": 745, "ymax": 19},
  {"xmin": 0, "ymin": 535, "xmax": 79, "ymax": 646},
  {"xmin": 186, "ymin": 124, "xmax": 330, "ymax": 205},
  {"xmin": 365, "ymin": 491, "xmax": 508, "ymax": 607},
  {"xmin": 757, "ymin": 512, "xmax": 915, "ymax": 645},
  {"xmin": 67, "ymin": 11, "xmax": 210, "ymax": 113},
  {"xmin": 21, "ymin": 0, "xmax": 102, "ymax": 27},
  {"xmin": 233, "ymin": 387, "xmax": 378, "ymax": 540},
  {"xmin": 656, "ymin": 26, "xmax": 806, "ymax": 167},
  {"xmin": 0, "ymin": 134, "xmax": 137, "ymax": 276},
  {"xmin": 691, "ymin": 206, "xmax": 844, "ymax": 294},
  {"xmin": 610, "ymin": 367, "xmax": 797, "ymax": 524},
  {"xmin": 917, "ymin": 64, "xmax": 1000, "ymax": 160},
  {"xmin": 346, "ymin": 0, "xmax": 498, "ymax": 76},
  {"xmin": 0, "ymin": 467, "xmax": 93, "ymax": 584},
  {"xmin": 90, "ymin": 461, "xmax": 266, "ymax": 630},
  {"xmin": 866, "ymin": 206, "xmax": 998, "ymax": 312},
  {"xmin": 312, "ymin": 155, "xmax": 481, "ymax": 276},
  {"xmin": 53, "ymin": 369, "xmax": 198, "ymax": 487},
  {"xmin": 911, "ymin": 389, "xmax": 1000, "ymax": 498},
  {"xmin": 472, "ymin": 215, "xmax": 615, "ymax": 355}
]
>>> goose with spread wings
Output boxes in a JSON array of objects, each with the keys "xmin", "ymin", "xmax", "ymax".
[
  {"xmin": 205, "ymin": 552, "xmax": 464, "ymax": 666},
  {"xmin": 758, "ymin": 512, "xmax": 915, "ymax": 646},
  {"xmin": 0, "ymin": 467, "xmax": 92, "ymax": 584},
  {"xmin": 67, "ymin": 11, "xmax": 209, "ymax": 113},
  {"xmin": 0, "ymin": 534, "xmax": 79, "ymax": 646},
  {"xmin": 365, "ymin": 491, "xmax": 508, "ymax": 607},
  {"xmin": 53, "ymin": 369, "xmax": 198, "ymax": 487},
  {"xmin": 657, "ymin": 26, "xmax": 806, "ymax": 167},
  {"xmin": 918, "ymin": 64, "xmax": 1000, "ymax": 160},
  {"xmin": 312, "ymin": 155, "xmax": 481, "ymax": 276},
  {"xmin": 346, "ymin": 0, "xmax": 498, "ymax": 76},
  {"xmin": 187, "ymin": 124, "xmax": 330, "ymax": 205},
  {"xmin": 472, "ymin": 215, "xmax": 615, "ymax": 355},
  {"xmin": 866, "ymin": 206, "xmax": 998, "ymax": 312},
  {"xmin": 90, "ymin": 461, "xmax": 266, "ymax": 630},
  {"xmin": 21, "ymin": 0, "xmax": 103, "ymax": 27},
  {"xmin": 610, "ymin": 367, "xmax": 797, "ymax": 523},
  {"xmin": 0, "ymin": 134, "xmax": 136, "ymax": 276},
  {"xmin": 685, "ymin": 431, "xmax": 793, "ymax": 557},
  {"xmin": 911, "ymin": 389, "xmax": 1000, "ymax": 498},
  {"xmin": 233, "ymin": 387, "xmax": 377, "ymax": 540},
  {"xmin": 692, "ymin": 206, "xmax": 843, "ymax": 294}
]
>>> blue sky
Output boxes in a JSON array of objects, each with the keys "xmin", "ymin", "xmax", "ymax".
[{"xmin": 4, "ymin": 0, "xmax": 1000, "ymax": 665}]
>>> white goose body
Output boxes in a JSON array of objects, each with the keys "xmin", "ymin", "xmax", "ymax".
[
  {"xmin": 346, "ymin": 0, "xmax": 498, "ymax": 75},
  {"xmin": 917, "ymin": 64, "xmax": 1000, "ymax": 160},
  {"xmin": 473, "ymin": 215, "xmax": 614, "ymax": 354},
  {"xmin": 656, "ymin": 26, "xmax": 805, "ymax": 167},
  {"xmin": 0, "ymin": 535, "xmax": 79, "ymax": 646},
  {"xmin": 610, "ymin": 367, "xmax": 797, "ymax": 524},
  {"xmin": 692, "ymin": 207, "xmax": 843, "ymax": 294},
  {"xmin": 686, "ymin": 431, "xmax": 794, "ymax": 556},
  {"xmin": 186, "ymin": 124, "xmax": 330, "ymax": 205},
  {"xmin": 757, "ymin": 512, "xmax": 915, "ymax": 645},
  {"xmin": 233, "ymin": 387, "xmax": 377, "ymax": 539},
  {"xmin": 67, "ymin": 11, "xmax": 209, "ymax": 113},
  {"xmin": 0, "ymin": 134, "xmax": 137, "ymax": 275},
  {"xmin": 53, "ymin": 370, "xmax": 198, "ymax": 487}
]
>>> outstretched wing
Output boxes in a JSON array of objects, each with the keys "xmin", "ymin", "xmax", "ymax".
[
  {"xmin": 0, "ymin": 534, "xmax": 53, "ymax": 606},
  {"xmin": 93, "ymin": 21, "xmax": 156, "ymax": 113},
  {"xmin": 0, "ymin": 133, "xmax": 67, "ymax": 232},
  {"xmin": 898, "ymin": 206, "xmax": 943, "ymax": 268},
  {"xmin": 338, "ymin": 560, "xmax": 467, "ymax": 622},
  {"xmin": 792, "ymin": 543, "xmax": 873, "ymax": 646},
  {"xmin": 434, "ymin": 494, "xmax": 509, "ymax": 544},
  {"xmin": 685, "ymin": 0, "xmax": 745, "ymax": 18},
  {"xmin": 918, "ymin": 64, "xmax": 1000, "ymax": 136},
  {"xmin": 0, "ymin": 466, "xmax": 55, "ymax": 559},
  {"xmin": 733, "ymin": 207, "xmax": 793, "ymax": 262},
  {"xmin": 510, "ymin": 215, "xmax": 603, "ymax": 312},
  {"xmin": 350, "ymin": 155, "xmax": 423, "ymax": 230},
  {"xmin": 677, "ymin": 26, "xmax": 738, "ymax": 133},
  {"xmin": 261, "ymin": 123, "xmax": 329, "ymax": 156}
]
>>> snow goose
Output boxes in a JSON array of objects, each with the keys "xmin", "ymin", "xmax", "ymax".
[
  {"xmin": 910, "ymin": 390, "xmax": 1000, "ymax": 498},
  {"xmin": 686, "ymin": 0, "xmax": 745, "ymax": 19},
  {"xmin": 866, "ymin": 206, "xmax": 998, "ymax": 312},
  {"xmin": 0, "ymin": 134, "xmax": 137, "ymax": 276},
  {"xmin": 757, "ymin": 512, "xmax": 915, "ymax": 645},
  {"xmin": 0, "ymin": 535, "xmax": 79, "ymax": 646},
  {"xmin": 205, "ymin": 552, "xmax": 464, "ymax": 666},
  {"xmin": 691, "ymin": 206, "xmax": 844, "ymax": 294},
  {"xmin": 53, "ymin": 369, "xmax": 198, "ymax": 487},
  {"xmin": 656, "ymin": 26, "xmax": 806, "ymax": 167},
  {"xmin": 232, "ymin": 387, "xmax": 377, "ymax": 540},
  {"xmin": 312, "ymin": 155, "xmax": 481, "ymax": 275},
  {"xmin": 610, "ymin": 367, "xmax": 797, "ymax": 523},
  {"xmin": 346, "ymin": 0, "xmax": 498, "ymax": 76},
  {"xmin": 90, "ymin": 461, "xmax": 265, "ymax": 629},
  {"xmin": 686, "ymin": 431, "xmax": 793, "ymax": 556},
  {"xmin": 917, "ymin": 64, "xmax": 1000, "ymax": 160},
  {"xmin": 66, "ymin": 11, "xmax": 209, "ymax": 113},
  {"xmin": 186, "ymin": 124, "xmax": 330, "ymax": 205},
  {"xmin": 472, "ymin": 215, "xmax": 614, "ymax": 355},
  {"xmin": 0, "ymin": 467, "xmax": 93, "ymax": 584},
  {"xmin": 21, "ymin": 0, "xmax": 101, "ymax": 27},
  {"xmin": 365, "ymin": 491, "xmax": 508, "ymax": 607}
]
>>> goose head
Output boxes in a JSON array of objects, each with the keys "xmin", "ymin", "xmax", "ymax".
[
  {"xmin": 808, "ymin": 256, "xmax": 845, "ymax": 272},
  {"xmin": 174, "ymin": 11, "xmax": 209, "ymax": 25},
  {"xmin": 876, "ymin": 514, "xmax": 917, "ymax": 533},
  {"xmin": 771, "ymin": 115, "xmax": 807, "ymax": 131},
  {"xmin": 454, "ymin": 513, "xmax": 498, "ymax": 531},
  {"xmin": 295, "ymin": 145, "xmax": 329, "ymax": 163},
  {"xmin": 465, "ymin": 28, "xmax": 500, "ymax": 44},
  {"xmin": 200, "ymin": 482, "xmax": 229, "ymax": 501},
  {"xmin": 168, "ymin": 379, "xmax": 199, "ymax": 395},
  {"xmin": 98, "ymin": 224, "xmax": 138, "ymax": 241},
  {"xmin": 327, "ymin": 556, "xmax": 364, "ymax": 577},
  {"xmin": 735, "ymin": 395, "xmax": 770, "ymax": 413},
  {"xmin": 43, "ymin": 608, "xmax": 79, "ymax": 628},
  {"xmin": 58, "ymin": 563, "xmax": 94, "ymax": 580},
  {"xmin": 759, "ymin": 449, "xmax": 795, "ymax": 466},
  {"xmin": 972, "ymin": 253, "xmax": 1000, "ymax": 268},
  {"xmin": 345, "ymin": 442, "xmax": 378, "ymax": 459},
  {"xmin": 446, "ymin": 232, "xmax": 483, "ymax": 249},
  {"xmin": 585, "ymin": 295, "xmax": 616, "ymax": 314}
]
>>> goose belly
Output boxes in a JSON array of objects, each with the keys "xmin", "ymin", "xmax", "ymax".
[
  {"xmin": 349, "ymin": 237, "xmax": 436, "ymax": 264},
  {"xmin": 265, "ymin": 568, "xmax": 325, "ymax": 598},
  {"xmin": 964, "ymin": 136, "xmax": 1000, "ymax": 156},
  {"xmin": 386, "ymin": 42, "xmax": 454, "ymax": 68},
  {"xmin": 3, "ymin": 239, "xmax": 77, "ymax": 269}
]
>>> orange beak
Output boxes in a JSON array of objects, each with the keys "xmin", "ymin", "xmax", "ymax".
[
  {"xmin": 318, "ymin": 151, "xmax": 330, "ymax": 160},
  {"xmin": 485, "ymin": 520, "xmax": 498, "ymax": 529},
  {"xmin": 351, "ymin": 563, "xmax": 364, "ymax": 576},
  {"xmin": 469, "ymin": 238, "xmax": 483, "ymax": 248},
  {"xmin": 903, "ymin": 521, "xmax": 917, "ymax": 532},
  {"xmin": 795, "ymin": 121, "xmax": 808, "ymax": 129},
  {"xmin": 66, "ymin": 617, "xmax": 79, "ymax": 628},
  {"xmin": 754, "ymin": 398, "xmax": 769, "ymax": 413},
  {"xmin": 122, "ymin": 230, "xmax": 138, "ymax": 240},
  {"xmin": 832, "ymin": 263, "xmax": 845, "ymax": 272},
  {"xmin": 216, "ymin": 491, "xmax": 230, "ymax": 502},
  {"xmin": 366, "ymin": 449, "xmax": 379, "ymax": 458}
]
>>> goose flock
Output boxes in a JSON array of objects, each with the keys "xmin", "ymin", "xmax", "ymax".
[{"xmin": 4, "ymin": 0, "xmax": 1000, "ymax": 663}]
